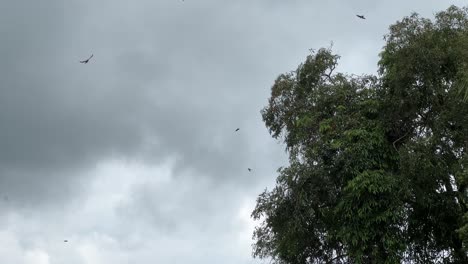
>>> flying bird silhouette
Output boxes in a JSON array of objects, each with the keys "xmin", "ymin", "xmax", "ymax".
[
  {"xmin": 235, "ymin": 128, "xmax": 240, "ymax": 132},
  {"xmin": 64, "ymin": 240, "xmax": 68, "ymax": 242},
  {"xmin": 356, "ymin": 15, "xmax": 365, "ymax": 19},
  {"xmin": 79, "ymin": 54, "xmax": 94, "ymax": 64},
  {"xmin": 248, "ymin": 168, "xmax": 252, "ymax": 172}
]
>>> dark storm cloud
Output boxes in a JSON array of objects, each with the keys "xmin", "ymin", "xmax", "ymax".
[{"xmin": 0, "ymin": 0, "xmax": 289, "ymax": 206}]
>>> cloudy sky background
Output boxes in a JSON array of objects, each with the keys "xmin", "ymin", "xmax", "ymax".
[{"xmin": 0, "ymin": 0, "xmax": 465, "ymax": 263}]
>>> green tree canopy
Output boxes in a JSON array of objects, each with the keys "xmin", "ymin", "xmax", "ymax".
[{"xmin": 252, "ymin": 5, "xmax": 468, "ymax": 263}]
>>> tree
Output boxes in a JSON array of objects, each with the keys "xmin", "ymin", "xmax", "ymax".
[{"xmin": 252, "ymin": 5, "xmax": 468, "ymax": 263}]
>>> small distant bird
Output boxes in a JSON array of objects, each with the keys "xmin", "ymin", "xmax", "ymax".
[
  {"xmin": 235, "ymin": 128, "xmax": 240, "ymax": 132},
  {"xmin": 64, "ymin": 240, "xmax": 68, "ymax": 242},
  {"xmin": 356, "ymin": 15, "xmax": 365, "ymax": 19},
  {"xmin": 79, "ymin": 54, "xmax": 94, "ymax": 64},
  {"xmin": 248, "ymin": 168, "xmax": 252, "ymax": 172}
]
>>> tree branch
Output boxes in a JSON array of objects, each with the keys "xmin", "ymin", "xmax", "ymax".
[
  {"xmin": 393, "ymin": 131, "xmax": 409, "ymax": 151},
  {"xmin": 323, "ymin": 65, "xmax": 336, "ymax": 85}
]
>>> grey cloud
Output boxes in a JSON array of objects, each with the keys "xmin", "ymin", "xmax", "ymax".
[
  {"xmin": 2, "ymin": 0, "xmax": 294, "ymax": 208},
  {"xmin": 116, "ymin": 176, "xmax": 244, "ymax": 234}
]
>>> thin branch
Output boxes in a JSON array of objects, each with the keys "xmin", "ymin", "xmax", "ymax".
[
  {"xmin": 323, "ymin": 65, "xmax": 337, "ymax": 85},
  {"xmin": 393, "ymin": 131, "xmax": 410, "ymax": 151}
]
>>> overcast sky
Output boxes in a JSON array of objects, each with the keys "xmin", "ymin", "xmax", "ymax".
[{"xmin": 0, "ymin": 0, "xmax": 465, "ymax": 263}]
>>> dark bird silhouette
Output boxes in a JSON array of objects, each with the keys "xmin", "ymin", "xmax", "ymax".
[
  {"xmin": 235, "ymin": 128, "xmax": 240, "ymax": 132},
  {"xmin": 79, "ymin": 54, "xmax": 94, "ymax": 64},
  {"xmin": 64, "ymin": 240, "xmax": 68, "ymax": 242},
  {"xmin": 356, "ymin": 15, "xmax": 365, "ymax": 19},
  {"xmin": 248, "ymin": 168, "xmax": 252, "ymax": 172}
]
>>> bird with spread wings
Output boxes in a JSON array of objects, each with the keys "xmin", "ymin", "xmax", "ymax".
[{"xmin": 80, "ymin": 54, "xmax": 94, "ymax": 64}]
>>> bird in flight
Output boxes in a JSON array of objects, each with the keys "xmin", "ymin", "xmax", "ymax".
[
  {"xmin": 64, "ymin": 240, "xmax": 68, "ymax": 243},
  {"xmin": 235, "ymin": 128, "xmax": 240, "ymax": 132},
  {"xmin": 356, "ymin": 15, "xmax": 365, "ymax": 19},
  {"xmin": 248, "ymin": 168, "xmax": 252, "ymax": 172},
  {"xmin": 79, "ymin": 54, "xmax": 94, "ymax": 64}
]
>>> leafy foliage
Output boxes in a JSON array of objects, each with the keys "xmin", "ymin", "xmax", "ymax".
[{"xmin": 253, "ymin": 5, "xmax": 468, "ymax": 263}]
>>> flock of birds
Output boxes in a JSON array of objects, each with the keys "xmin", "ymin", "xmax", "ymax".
[
  {"xmin": 1, "ymin": 11, "xmax": 368, "ymax": 245},
  {"xmin": 76, "ymin": 12, "xmax": 366, "ymax": 177}
]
